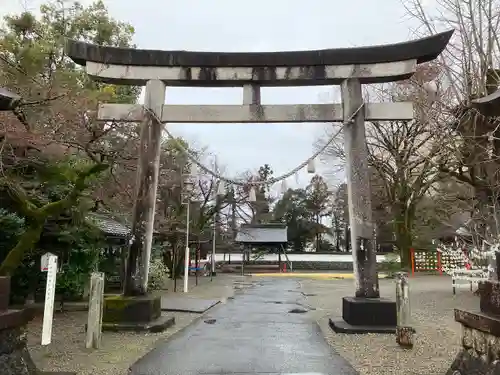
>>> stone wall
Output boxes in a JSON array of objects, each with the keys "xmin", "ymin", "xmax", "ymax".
[
  {"xmin": 462, "ymin": 324, "xmax": 500, "ymax": 360},
  {"xmin": 218, "ymin": 260, "xmax": 398, "ymax": 272},
  {"xmin": 447, "ymin": 278, "xmax": 500, "ymax": 375},
  {"xmin": 447, "ymin": 323, "xmax": 500, "ymax": 374},
  {"xmin": 0, "ymin": 324, "xmax": 38, "ymax": 374},
  {"xmin": 220, "ymin": 261, "xmax": 356, "ymax": 271}
]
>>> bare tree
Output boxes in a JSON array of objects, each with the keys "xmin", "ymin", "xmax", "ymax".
[{"xmin": 404, "ymin": 0, "xmax": 500, "ymax": 247}]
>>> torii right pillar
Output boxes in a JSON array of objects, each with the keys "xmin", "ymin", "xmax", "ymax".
[{"xmin": 329, "ymin": 30, "xmax": 454, "ymax": 334}]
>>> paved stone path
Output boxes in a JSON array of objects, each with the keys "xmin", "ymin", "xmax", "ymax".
[{"xmin": 130, "ymin": 278, "xmax": 358, "ymax": 375}]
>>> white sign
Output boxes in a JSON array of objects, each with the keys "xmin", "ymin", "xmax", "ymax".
[
  {"xmin": 41, "ymin": 252, "xmax": 56, "ymax": 272},
  {"xmin": 41, "ymin": 254, "xmax": 58, "ymax": 346}
]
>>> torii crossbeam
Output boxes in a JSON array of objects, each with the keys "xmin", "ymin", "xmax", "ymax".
[{"xmin": 66, "ymin": 29, "xmax": 453, "ymax": 333}]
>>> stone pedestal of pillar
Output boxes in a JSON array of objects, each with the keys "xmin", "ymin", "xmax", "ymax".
[
  {"xmin": 329, "ymin": 297, "xmax": 397, "ymax": 334},
  {"xmin": 447, "ymin": 280, "xmax": 500, "ymax": 374}
]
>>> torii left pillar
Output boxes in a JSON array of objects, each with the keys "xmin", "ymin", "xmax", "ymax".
[
  {"xmin": 124, "ymin": 79, "xmax": 165, "ymax": 297},
  {"xmin": 101, "ymin": 80, "xmax": 175, "ymax": 332}
]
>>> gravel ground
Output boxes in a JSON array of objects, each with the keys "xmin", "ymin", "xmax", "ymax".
[
  {"xmin": 27, "ymin": 274, "xmax": 253, "ymax": 375},
  {"xmin": 299, "ymin": 275, "xmax": 476, "ymax": 375},
  {"xmin": 26, "ymin": 273, "xmax": 473, "ymax": 375}
]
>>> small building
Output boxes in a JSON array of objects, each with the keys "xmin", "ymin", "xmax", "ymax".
[
  {"xmin": 235, "ymin": 223, "xmax": 287, "ymax": 252},
  {"xmin": 87, "ymin": 213, "xmax": 131, "ymax": 292},
  {"xmin": 235, "ymin": 224, "xmax": 289, "ymax": 272},
  {"xmin": 88, "ymin": 213, "xmax": 131, "ymax": 240}
]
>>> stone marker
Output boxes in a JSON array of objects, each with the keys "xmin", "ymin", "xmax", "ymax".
[
  {"xmin": 86, "ymin": 272, "xmax": 105, "ymax": 349},
  {"xmin": 395, "ymin": 272, "xmax": 414, "ymax": 348}
]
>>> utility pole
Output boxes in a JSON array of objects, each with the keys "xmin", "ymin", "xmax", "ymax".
[
  {"xmin": 230, "ymin": 188, "xmax": 237, "ymax": 265},
  {"xmin": 212, "ymin": 193, "xmax": 222, "ymax": 277}
]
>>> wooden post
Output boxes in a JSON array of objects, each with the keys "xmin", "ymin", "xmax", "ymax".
[
  {"xmin": 241, "ymin": 248, "xmax": 245, "ymax": 276},
  {"xmin": 86, "ymin": 272, "xmax": 105, "ymax": 349},
  {"xmin": 395, "ymin": 271, "xmax": 414, "ymax": 348},
  {"xmin": 230, "ymin": 189, "xmax": 236, "ymax": 265},
  {"xmin": 493, "ymin": 251, "xmax": 500, "ymax": 280},
  {"xmin": 212, "ymin": 193, "xmax": 222, "ymax": 277},
  {"xmin": 195, "ymin": 248, "xmax": 199, "ymax": 286},
  {"xmin": 124, "ymin": 79, "xmax": 166, "ymax": 296},
  {"xmin": 341, "ymin": 78, "xmax": 379, "ymax": 298},
  {"xmin": 173, "ymin": 248, "xmax": 177, "ymax": 292}
]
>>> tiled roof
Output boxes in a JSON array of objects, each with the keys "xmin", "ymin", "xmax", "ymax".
[
  {"xmin": 235, "ymin": 224, "xmax": 287, "ymax": 244},
  {"xmin": 87, "ymin": 213, "xmax": 130, "ymax": 237},
  {"xmin": 0, "ymin": 87, "xmax": 19, "ymax": 111}
]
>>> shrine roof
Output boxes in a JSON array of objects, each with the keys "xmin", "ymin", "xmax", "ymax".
[
  {"xmin": 472, "ymin": 89, "xmax": 500, "ymax": 116},
  {"xmin": 87, "ymin": 213, "xmax": 130, "ymax": 238},
  {"xmin": 0, "ymin": 87, "xmax": 20, "ymax": 111},
  {"xmin": 235, "ymin": 224, "xmax": 287, "ymax": 244}
]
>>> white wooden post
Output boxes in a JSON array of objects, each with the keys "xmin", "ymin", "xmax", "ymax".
[
  {"xmin": 85, "ymin": 272, "xmax": 105, "ymax": 349},
  {"xmin": 41, "ymin": 254, "xmax": 58, "ymax": 346},
  {"xmin": 395, "ymin": 271, "xmax": 414, "ymax": 348},
  {"xmin": 183, "ymin": 200, "xmax": 191, "ymax": 293}
]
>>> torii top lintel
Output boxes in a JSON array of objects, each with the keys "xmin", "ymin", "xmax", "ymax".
[{"xmin": 66, "ymin": 30, "xmax": 453, "ymax": 86}]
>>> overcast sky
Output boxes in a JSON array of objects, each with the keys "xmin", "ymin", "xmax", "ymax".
[{"xmin": 3, "ymin": 0, "xmax": 436, "ymax": 189}]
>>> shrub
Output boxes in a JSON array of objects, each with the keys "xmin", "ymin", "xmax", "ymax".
[
  {"xmin": 378, "ymin": 252, "xmax": 403, "ymax": 278},
  {"xmin": 148, "ymin": 258, "xmax": 169, "ymax": 291}
]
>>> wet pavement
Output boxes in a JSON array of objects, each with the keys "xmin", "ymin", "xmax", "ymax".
[{"xmin": 129, "ymin": 278, "xmax": 358, "ymax": 375}]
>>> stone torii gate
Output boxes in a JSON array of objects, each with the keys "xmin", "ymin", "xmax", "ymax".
[{"xmin": 66, "ymin": 30, "xmax": 452, "ymax": 330}]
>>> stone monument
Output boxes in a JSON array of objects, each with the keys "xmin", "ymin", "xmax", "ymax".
[
  {"xmin": 65, "ymin": 30, "xmax": 452, "ymax": 332},
  {"xmin": 444, "ymin": 89, "xmax": 500, "ymax": 375}
]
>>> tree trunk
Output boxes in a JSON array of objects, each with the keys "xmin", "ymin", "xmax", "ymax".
[
  {"xmin": 0, "ymin": 162, "xmax": 108, "ymax": 276},
  {"xmin": 315, "ymin": 214, "xmax": 320, "ymax": 252},
  {"xmin": 0, "ymin": 223, "xmax": 44, "ymax": 276},
  {"xmin": 163, "ymin": 243, "xmax": 185, "ymax": 279},
  {"xmin": 394, "ymin": 217, "xmax": 413, "ymax": 270},
  {"xmin": 174, "ymin": 248, "xmax": 184, "ymax": 279}
]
